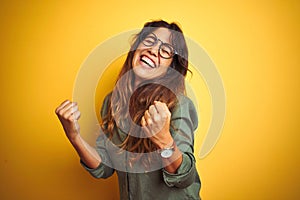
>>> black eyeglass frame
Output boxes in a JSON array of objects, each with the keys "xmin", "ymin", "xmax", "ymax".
[{"xmin": 141, "ymin": 32, "xmax": 178, "ymax": 59}]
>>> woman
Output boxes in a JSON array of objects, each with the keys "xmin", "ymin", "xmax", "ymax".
[{"xmin": 55, "ymin": 20, "xmax": 201, "ymax": 200}]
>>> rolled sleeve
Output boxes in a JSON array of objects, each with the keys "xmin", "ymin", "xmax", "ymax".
[
  {"xmin": 162, "ymin": 152, "xmax": 196, "ymax": 188},
  {"xmin": 80, "ymin": 160, "xmax": 115, "ymax": 179}
]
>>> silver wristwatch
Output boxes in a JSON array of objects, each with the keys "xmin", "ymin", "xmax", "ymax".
[{"xmin": 159, "ymin": 141, "xmax": 175, "ymax": 159}]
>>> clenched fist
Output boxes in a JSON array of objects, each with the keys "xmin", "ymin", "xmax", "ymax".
[
  {"xmin": 141, "ymin": 101, "xmax": 174, "ymax": 149},
  {"xmin": 55, "ymin": 100, "xmax": 81, "ymax": 142}
]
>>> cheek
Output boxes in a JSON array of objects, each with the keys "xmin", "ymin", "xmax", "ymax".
[
  {"xmin": 161, "ymin": 59, "xmax": 172, "ymax": 67},
  {"xmin": 132, "ymin": 50, "xmax": 141, "ymax": 65}
]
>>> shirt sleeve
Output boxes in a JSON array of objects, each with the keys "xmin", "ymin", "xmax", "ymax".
[
  {"xmin": 80, "ymin": 159, "xmax": 114, "ymax": 179},
  {"xmin": 80, "ymin": 93, "xmax": 115, "ymax": 179},
  {"xmin": 162, "ymin": 95, "xmax": 199, "ymax": 188}
]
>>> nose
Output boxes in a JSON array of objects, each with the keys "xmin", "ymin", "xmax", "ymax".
[{"xmin": 148, "ymin": 42, "xmax": 160, "ymax": 57}]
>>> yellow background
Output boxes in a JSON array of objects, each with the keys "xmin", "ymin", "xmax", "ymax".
[{"xmin": 1, "ymin": 0, "xmax": 299, "ymax": 199}]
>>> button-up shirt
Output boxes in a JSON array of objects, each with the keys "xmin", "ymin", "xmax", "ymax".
[{"xmin": 81, "ymin": 94, "xmax": 201, "ymax": 200}]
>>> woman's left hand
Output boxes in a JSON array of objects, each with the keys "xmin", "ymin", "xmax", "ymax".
[{"xmin": 141, "ymin": 101, "xmax": 174, "ymax": 149}]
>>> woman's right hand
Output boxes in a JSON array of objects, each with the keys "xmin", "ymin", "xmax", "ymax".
[
  {"xmin": 55, "ymin": 100, "xmax": 101, "ymax": 169},
  {"xmin": 55, "ymin": 100, "xmax": 81, "ymax": 142}
]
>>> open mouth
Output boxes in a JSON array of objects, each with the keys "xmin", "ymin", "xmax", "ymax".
[{"xmin": 140, "ymin": 55, "xmax": 156, "ymax": 68}]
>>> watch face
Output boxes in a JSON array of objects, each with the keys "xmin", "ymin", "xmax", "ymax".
[{"xmin": 161, "ymin": 149, "xmax": 173, "ymax": 158}]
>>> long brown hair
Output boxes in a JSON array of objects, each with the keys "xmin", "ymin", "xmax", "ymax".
[{"xmin": 101, "ymin": 20, "xmax": 189, "ymax": 155}]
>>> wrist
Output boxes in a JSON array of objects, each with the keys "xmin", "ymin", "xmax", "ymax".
[
  {"xmin": 159, "ymin": 139, "xmax": 176, "ymax": 159},
  {"xmin": 68, "ymin": 133, "xmax": 81, "ymax": 145},
  {"xmin": 157, "ymin": 136, "xmax": 174, "ymax": 150}
]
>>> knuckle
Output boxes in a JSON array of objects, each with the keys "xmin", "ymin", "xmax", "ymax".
[
  {"xmin": 146, "ymin": 110, "xmax": 150, "ymax": 117},
  {"xmin": 57, "ymin": 110, "xmax": 64, "ymax": 116},
  {"xmin": 147, "ymin": 119, "xmax": 153, "ymax": 126},
  {"xmin": 149, "ymin": 106, "xmax": 154, "ymax": 112}
]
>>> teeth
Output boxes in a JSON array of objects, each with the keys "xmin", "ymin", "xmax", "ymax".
[{"xmin": 141, "ymin": 56, "xmax": 155, "ymax": 68}]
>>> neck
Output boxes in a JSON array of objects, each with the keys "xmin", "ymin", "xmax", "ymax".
[{"xmin": 133, "ymin": 76, "xmax": 142, "ymax": 89}]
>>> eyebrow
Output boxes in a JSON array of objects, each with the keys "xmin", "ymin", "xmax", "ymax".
[{"xmin": 151, "ymin": 32, "xmax": 173, "ymax": 46}]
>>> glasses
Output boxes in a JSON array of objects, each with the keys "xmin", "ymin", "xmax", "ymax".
[{"xmin": 141, "ymin": 33, "xmax": 177, "ymax": 59}]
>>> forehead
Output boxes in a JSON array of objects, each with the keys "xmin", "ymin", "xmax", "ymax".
[{"xmin": 151, "ymin": 28, "xmax": 172, "ymax": 43}]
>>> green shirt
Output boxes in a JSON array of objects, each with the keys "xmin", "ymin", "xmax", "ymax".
[{"xmin": 81, "ymin": 94, "xmax": 201, "ymax": 200}]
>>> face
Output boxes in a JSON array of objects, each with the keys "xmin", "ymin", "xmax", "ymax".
[{"xmin": 132, "ymin": 28, "xmax": 173, "ymax": 84}]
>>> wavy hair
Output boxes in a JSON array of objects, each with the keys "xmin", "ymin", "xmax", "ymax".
[{"xmin": 101, "ymin": 20, "xmax": 189, "ymax": 157}]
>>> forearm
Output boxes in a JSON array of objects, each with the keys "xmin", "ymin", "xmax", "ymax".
[
  {"xmin": 55, "ymin": 100, "xmax": 102, "ymax": 169},
  {"xmin": 69, "ymin": 134, "xmax": 101, "ymax": 169}
]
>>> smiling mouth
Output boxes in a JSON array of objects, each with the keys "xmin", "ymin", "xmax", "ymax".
[{"xmin": 140, "ymin": 55, "xmax": 156, "ymax": 68}]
